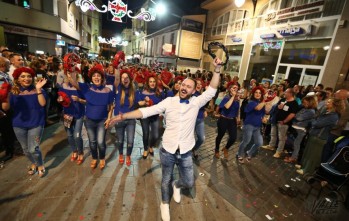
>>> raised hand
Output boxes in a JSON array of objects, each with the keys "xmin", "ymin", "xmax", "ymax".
[{"xmin": 36, "ymin": 78, "xmax": 47, "ymax": 90}]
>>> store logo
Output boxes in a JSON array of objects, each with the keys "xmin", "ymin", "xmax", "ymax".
[
  {"xmin": 260, "ymin": 34, "xmax": 276, "ymax": 39},
  {"xmin": 277, "ymin": 27, "xmax": 304, "ymax": 36}
]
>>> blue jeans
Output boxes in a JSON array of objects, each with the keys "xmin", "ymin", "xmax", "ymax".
[
  {"xmin": 85, "ymin": 118, "xmax": 107, "ymax": 160},
  {"xmin": 140, "ymin": 116, "xmax": 159, "ymax": 151},
  {"xmin": 291, "ymin": 128, "xmax": 306, "ymax": 159},
  {"xmin": 238, "ymin": 124, "xmax": 263, "ymax": 157},
  {"xmin": 13, "ymin": 126, "xmax": 44, "ymax": 166},
  {"xmin": 65, "ymin": 117, "xmax": 84, "ymax": 155},
  {"xmin": 193, "ymin": 118, "xmax": 205, "ymax": 151},
  {"xmin": 115, "ymin": 119, "xmax": 136, "ymax": 156},
  {"xmin": 160, "ymin": 147, "xmax": 194, "ymax": 203}
]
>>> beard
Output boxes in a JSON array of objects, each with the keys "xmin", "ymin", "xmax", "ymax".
[{"xmin": 179, "ymin": 89, "xmax": 191, "ymax": 100}]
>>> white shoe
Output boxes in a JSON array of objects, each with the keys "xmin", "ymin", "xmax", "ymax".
[
  {"xmin": 172, "ymin": 180, "xmax": 181, "ymax": 203},
  {"xmin": 160, "ymin": 202, "xmax": 170, "ymax": 221}
]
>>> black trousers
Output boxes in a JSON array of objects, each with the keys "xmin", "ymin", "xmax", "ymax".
[
  {"xmin": 0, "ymin": 113, "xmax": 15, "ymax": 156},
  {"xmin": 215, "ymin": 117, "xmax": 237, "ymax": 152}
]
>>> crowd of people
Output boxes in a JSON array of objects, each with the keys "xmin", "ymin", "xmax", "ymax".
[{"xmin": 1, "ymin": 46, "xmax": 349, "ymax": 221}]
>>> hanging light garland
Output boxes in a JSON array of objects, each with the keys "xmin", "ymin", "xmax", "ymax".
[
  {"xmin": 73, "ymin": 0, "xmax": 156, "ymax": 22},
  {"xmin": 98, "ymin": 36, "xmax": 128, "ymax": 47}
]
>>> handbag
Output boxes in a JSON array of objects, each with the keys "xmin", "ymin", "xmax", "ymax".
[{"xmin": 63, "ymin": 114, "xmax": 74, "ymax": 128}]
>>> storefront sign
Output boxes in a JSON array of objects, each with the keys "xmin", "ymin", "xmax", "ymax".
[
  {"xmin": 265, "ymin": 0, "xmax": 324, "ymax": 22},
  {"xmin": 181, "ymin": 19, "xmax": 203, "ymax": 33},
  {"xmin": 179, "ymin": 30, "xmax": 203, "ymax": 59},
  {"xmin": 226, "ymin": 35, "xmax": 243, "ymax": 44},
  {"xmin": 162, "ymin": 43, "xmax": 176, "ymax": 56},
  {"xmin": 56, "ymin": 40, "xmax": 66, "ymax": 46},
  {"xmin": 277, "ymin": 25, "xmax": 311, "ymax": 37},
  {"xmin": 260, "ymin": 33, "xmax": 276, "ymax": 39}
]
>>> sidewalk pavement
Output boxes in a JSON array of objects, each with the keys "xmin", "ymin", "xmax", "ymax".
[{"xmin": 0, "ymin": 118, "xmax": 348, "ymax": 221}]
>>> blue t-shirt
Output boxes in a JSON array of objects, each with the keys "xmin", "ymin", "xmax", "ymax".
[
  {"xmin": 114, "ymin": 84, "xmax": 141, "ymax": 114},
  {"xmin": 105, "ymin": 74, "xmax": 115, "ymax": 86},
  {"xmin": 10, "ymin": 86, "xmax": 47, "ymax": 128},
  {"xmin": 139, "ymin": 90, "xmax": 163, "ymax": 105},
  {"xmin": 244, "ymin": 100, "xmax": 265, "ymax": 127},
  {"xmin": 78, "ymin": 82, "xmax": 114, "ymax": 120},
  {"xmin": 219, "ymin": 96, "xmax": 240, "ymax": 118},
  {"xmin": 59, "ymin": 85, "xmax": 85, "ymax": 119},
  {"xmin": 193, "ymin": 91, "xmax": 206, "ymax": 119}
]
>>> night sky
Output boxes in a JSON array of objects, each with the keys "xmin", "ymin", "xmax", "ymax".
[{"xmin": 101, "ymin": 0, "xmax": 206, "ymax": 37}]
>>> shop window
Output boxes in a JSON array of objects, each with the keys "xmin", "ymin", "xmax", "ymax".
[
  {"xmin": 280, "ymin": 0, "xmax": 293, "ymax": 9},
  {"xmin": 228, "ymin": 10, "xmax": 249, "ymax": 33},
  {"xmin": 246, "ymin": 42, "xmax": 282, "ymax": 83},
  {"xmin": 280, "ymin": 39, "xmax": 331, "ymax": 65},
  {"xmin": 88, "ymin": 33, "xmax": 91, "ymax": 43},
  {"xmin": 87, "ymin": 18, "xmax": 92, "ymax": 28},
  {"xmin": 225, "ymin": 45, "xmax": 244, "ymax": 76}
]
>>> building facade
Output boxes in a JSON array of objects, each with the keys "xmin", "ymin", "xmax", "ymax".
[
  {"xmin": 143, "ymin": 15, "xmax": 206, "ymax": 71},
  {"xmin": 0, "ymin": 0, "xmax": 101, "ymax": 57},
  {"xmin": 201, "ymin": 0, "xmax": 349, "ymax": 89}
]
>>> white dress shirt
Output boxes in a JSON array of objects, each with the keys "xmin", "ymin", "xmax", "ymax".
[{"xmin": 140, "ymin": 86, "xmax": 217, "ymax": 154}]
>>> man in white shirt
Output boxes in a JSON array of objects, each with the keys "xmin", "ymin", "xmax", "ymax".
[
  {"xmin": 109, "ymin": 58, "xmax": 222, "ymax": 221},
  {"xmin": 8, "ymin": 53, "xmax": 24, "ymax": 81}
]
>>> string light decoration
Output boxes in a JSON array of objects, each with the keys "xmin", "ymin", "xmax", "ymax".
[
  {"xmin": 73, "ymin": 0, "xmax": 156, "ymax": 22},
  {"xmin": 98, "ymin": 36, "xmax": 128, "ymax": 47}
]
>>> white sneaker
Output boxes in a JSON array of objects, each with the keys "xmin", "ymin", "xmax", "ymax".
[
  {"xmin": 160, "ymin": 202, "xmax": 170, "ymax": 221},
  {"xmin": 172, "ymin": 180, "xmax": 181, "ymax": 203}
]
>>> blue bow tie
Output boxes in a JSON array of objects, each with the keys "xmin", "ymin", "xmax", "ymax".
[{"xmin": 180, "ymin": 99, "xmax": 189, "ymax": 104}]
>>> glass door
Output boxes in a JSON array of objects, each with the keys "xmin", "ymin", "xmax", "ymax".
[
  {"xmin": 288, "ymin": 67, "xmax": 303, "ymax": 86},
  {"xmin": 301, "ymin": 69, "xmax": 320, "ymax": 86}
]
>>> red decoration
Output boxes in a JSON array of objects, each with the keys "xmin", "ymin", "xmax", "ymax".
[
  {"xmin": 57, "ymin": 91, "xmax": 71, "ymax": 107},
  {"xmin": 112, "ymin": 51, "xmax": 125, "ymax": 68},
  {"xmin": 160, "ymin": 70, "xmax": 173, "ymax": 85},
  {"xmin": 63, "ymin": 53, "xmax": 81, "ymax": 74}
]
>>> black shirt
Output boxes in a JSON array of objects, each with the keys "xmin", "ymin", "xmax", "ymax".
[{"xmin": 275, "ymin": 98, "xmax": 299, "ymax": 123}]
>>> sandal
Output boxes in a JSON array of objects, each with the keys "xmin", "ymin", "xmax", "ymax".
[
  {"xmin": 28, "ymin": 165, "xmax": 37, "ymax": 175},
  {"xmin": 99, "ymin": 159, "xmax": 106, "ymax": 170},
  {"xmin": 238, "ymin": 157, "xmax": 244, "ymax": 164},
  {"xmin": 284, "ymin": 157, "xmax": 297, "ymax": 163},
  {"xmin": 38, "ymin": 166, "xmax": 45, "ymax": 178},
  {"xmin": 119, "ymin": 154, "xmax": 124, "ymax": 164},
  {"xmin": 246, "ymin": 157, "xmax": 251, "ymax": 162},
  {"xmin": 90, "ymin": 159, "xmax": 97, "ymax": 169},
  {"xmin": 76, "ymin": 155, "xmax": 84, "ymax": 165},
  {"xmin": 126, "ymin": 156, "xmax": 131, "ymax": 166}
]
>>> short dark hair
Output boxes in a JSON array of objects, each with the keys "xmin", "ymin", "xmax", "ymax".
[{"xmin": 185, "ymin": 77, "xmax": 197, "ymax": 89}]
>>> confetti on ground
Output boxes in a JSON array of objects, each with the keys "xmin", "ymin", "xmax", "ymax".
[
  {"xmin": 291, "ymin": 178, "xmax": 296, "ymax": 182},
  {"xmin": 282, "ymin": 214, "xmax": 288, "ymax": 217},
  {"xmin": 199, "ymin": 173, "xmax": 205, "ymax": 176},
  {"xmin": 79, "ymin": 215, "xmax": 84, "ymax": 220},
  {"xmin": 265, "ymin": 214, "xmax": 274, "ymax": 220},
  {"xmin": 37, "ymin": 213, "xmax": 43, "ymax": 217},
  {"xmin": 274, "ymin": 205, "xmax": 278, "ymax": 208},
  {"xmin": 325, "ymin": 198, "xmax": 331, "ymax": 202},
  {"xmin": 295, "ymin": 177, "xmax": 301, "ymax": 181},
  {"xmin": 285, "ymin": 184, "xmax": 290, "ymax": 188}
]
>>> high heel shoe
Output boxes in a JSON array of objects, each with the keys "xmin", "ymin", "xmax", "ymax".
[
  {"xmin": 76, "ymin": 155, "xmax": 84, "ymax": 165},
  {"xmin": 142, "ymin": 150, "xmax": 148, "ymax": 159},
  {"xmin": 284, "ymin": 157, "xmax": 297, "ymax": 163},
  {"xmin": 38, "ymin": 166, "xmax": 45, "ymax": 178},
  {"xmin": 119, "ymin": 154, "xmax": 124, "ymax": 164},
  {"xmin": 70, "ymin": 152, "xmax": 78, "ymax": 162},
  {"xmin": 99, "ymin": 159, "xmax": 106, "ymax": 170},
  {"xmin": 90, "ymin": 159, "xmax": 98, "ymax": 169},
  {"xmin": 149, "ymin": 147, "xmax": 154, "ymax": 156},
  {"xmin": 28, "ymin": 165, "xmax": 37, "ymax": 175},
  {"xmin": 126, "ymin": 156, "xmax": 131, "ymax": 166}
]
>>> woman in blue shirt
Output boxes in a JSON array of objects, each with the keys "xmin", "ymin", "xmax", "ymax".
[
  {"xmin": 68, "ymin": 67, "xmax": 114, "ymax": 170},
  {"xmin": 114, "ymin": 69, "xmax": 140, "ymax": 166},
  {"xmin": 214, "ymin": 82, "xmax": 240, "ymax": 160},
  {"xmin": 296, "ymin": 98, "xmax": 344, "ymax": 175},
  {"xmin": 2, "ymin": 67, "xmax": 47, "ymax": 177},
  {"xmin": 139, "ymin": 75, "xmax": 163, "ymax": 159},
  {"xmin": 57, "ymin": 71, "xmax": 86, "ymax": 165},
  {"xmin": 237, "ymin": 86, "xmax": 267, "ymax": 163}
]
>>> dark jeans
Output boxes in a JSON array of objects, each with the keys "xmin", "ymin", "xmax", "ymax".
[
  {"xmin": 193, "ymin": 118, "xmax": 205, "ymax": 151},
  {"xmin": 140, "ymin": 115, "xmax": 159, "ymax": 151},
  {"xmin": 65, "ymin": 117, "xmax": 84, "ymax": 155},
  {"xmin": 85, "ymin": 118, "xmax": 107, "ymax": 160},
  {"xmin": 215, "ymin": 117, "xmax": 237, "ymax": 152},
  {"xmin": 115, "ymin": 119, "xmax": 136, "ymax": 156},
  {"xmin": 160, "ymin": 147, "xmax": 194, "ymax": 203},
  {"xmin": 0, "ymin": 113, "xmax": 15, "ymax": 156}
]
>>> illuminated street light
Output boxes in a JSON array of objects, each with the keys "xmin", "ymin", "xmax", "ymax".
[
  {"xmin": 155, "ymin": 2, "xmax": 167, "ymax": 16},
  {"xmin": 135, "ymin": 31, "xmax": 140, "ymax": 36},
  {"xmin": 235, "ymin": 0, "xmax": 245, "ymax": 8}
]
